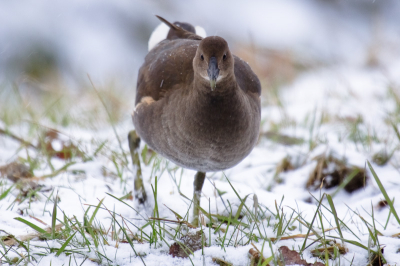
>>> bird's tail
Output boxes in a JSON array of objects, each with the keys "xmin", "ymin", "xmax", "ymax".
[
  {"xmin": 156, "ymin": 15, "xmax": 203, "ymax": 41},
  {"xmin": 148, "ymin": 16, "xmax": 206, "ymax": 51}
]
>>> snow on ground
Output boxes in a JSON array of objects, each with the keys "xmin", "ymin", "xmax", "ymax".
[
  {"xmin": 1, "ymin": 1, "xmax": 400, "ymax": 265},
  {"xmin": 1, "ymin": 59, "xmax": 400, "ymax": 265}
]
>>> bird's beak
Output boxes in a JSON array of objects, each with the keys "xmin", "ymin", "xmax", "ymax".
[{"xmin": 207, "ymin": 57, "xmax": 219, "ymax": 91}]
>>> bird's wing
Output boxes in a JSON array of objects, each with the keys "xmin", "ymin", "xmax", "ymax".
[
  {"xmin": 233, "ymin": 55, "xmax": 261, "ymax": 96},
  {"xmin": 135, "ymin": 38, "xmax": 200, "ymax": 105},
  {"xmin": 136, "ymin": 16, "xmax": 204, "ymax": 105}
]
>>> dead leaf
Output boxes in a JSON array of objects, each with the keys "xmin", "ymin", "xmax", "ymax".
[
  {"xmin": 307, "ymin": 153, "xmax": 367, "ymax": 193},
  {"xmin": 376, "ymin": 199, "xmax": 388, "ymax": 210},
  {"xmin": 38, "ymin": 129, "xmax": 82, "ymax": 160},
  {"xmin": 310, "ymin": 243, "xmax": 348, "ymax": 260},
  {"xmin": 212, "ymin": 257, "xmax": 233, "ymax": 266},
  {"xmin": 278, "ymin": 246, "xmax": 324, "ymax": 266},
  {"xmin": 392, "ymin": 232, "xmax": 400, "ymax": 238},
  {"xmin": 0, "ymin": 162, "xmax": 32, "ymax": 182},
  {"xmin": 2, "ymin": 235, "xmax": 18, "ymax": 246},
  {"xmin": 249, "ymin": 247, "xmax": 270, "ymax": 266},
  {"xmin": 169, "ymin": 230, "xmax": 206, "ymax": 258}
]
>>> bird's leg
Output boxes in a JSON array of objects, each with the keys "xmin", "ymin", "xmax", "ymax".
[
  {"xmin": 128, "ymin": 130, "xmax": 147, "ymax": 204},
  {"xmin": 192, "ymin": 171, "xmax": 206, "ymax": 227}
]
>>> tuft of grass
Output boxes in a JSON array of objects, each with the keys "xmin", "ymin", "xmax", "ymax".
[
  {"xmin": 367, "ymin": 161, "xmax": 400, "ymax": 225},
  {"xmin": 2, "ymin": 72, "xmax": 400, "ymax": 266},
  {"xmin": 307, "ymin": 152, "xmax": 367, "ymax": 193}
]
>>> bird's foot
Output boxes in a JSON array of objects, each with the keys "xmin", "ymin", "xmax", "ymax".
[{"xmin": 134, "ymin": 175, "xmax": 147, "ymax": 204}]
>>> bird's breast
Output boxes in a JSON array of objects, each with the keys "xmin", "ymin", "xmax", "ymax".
[{"xmin": 152, "ymin": 89, "xmax": 260, "ymax": 172}]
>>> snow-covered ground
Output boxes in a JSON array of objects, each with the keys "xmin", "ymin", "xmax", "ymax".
[
  {"xmin": 1, "ymin": 63, "xmax": 400, "ymax": 265},
  {"xmin": 1, "ymin": 1, "xmax": 400, "ymax": 265}
]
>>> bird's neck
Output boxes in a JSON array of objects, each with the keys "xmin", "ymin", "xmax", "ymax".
[
  {"xmin": 190, "ymin": 74, "xmax": 244, "ymax": 118},
  {"xmin": 193, "ymin": 72, "xmax": 238, "ymax": 97}
]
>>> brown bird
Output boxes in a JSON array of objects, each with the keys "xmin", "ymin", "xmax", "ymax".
[{"xmin": 130, "ymin": 16, "xmax": 261, "ymax": 226}]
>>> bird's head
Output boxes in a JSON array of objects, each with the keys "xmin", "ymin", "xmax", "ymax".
[{"xmin": 193, "ymin": 36, "xmax": 234, "ymax": 91}]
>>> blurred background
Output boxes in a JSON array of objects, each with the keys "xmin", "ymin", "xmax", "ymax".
[{"xmin": 1, "ymin": 0, "xmax": 400, "ymax": 92}]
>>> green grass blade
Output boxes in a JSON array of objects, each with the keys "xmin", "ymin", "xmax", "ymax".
[
  {"xmin": 164, "ymin": 204, "xmax": 183, "ymax": 220},
  {"xmin": 326, "ymin": 194, "xmax": 343, "ymax": 239},
  {"xmin": 14, "ymin": 217, "xmax": 50, "ymax": 237},
  {"xmin": 367, "ymin": 161, "xmax": 400, "ymax": 225},
  {"xmin": 220, "ymin": 213, "xmax": 232, "ymax": 250},
  {"xmin": 89, "ymin": 197, "xmax": 104, "ymax": 225},
  {"xmin": 261, "ymin": 255, "xmax": 273, "ymax": 266},
  {"xmin": 84, "ymin": 215, "xmax": 98, "ymax": 248},
  {"xmin": 0, "ymin": 185, "xmax": 14, "ymax": 201},
  {"xmin": 93, "ymin": 140, "xmax": 108, "ymax": 157},
  {"xmin": 234, "ymin": 194, "xmax": 249, "ymax": 221},
  {"xmin": 52, "ymin": 192, "xmax": 58, "ymax": 239},
  {"xmin": 73, "ymin": 216, "xmax": 91, "ymax": 251},
  {"xmin": 197, "ymin": 205, "xmax": 248, "ymax": 227},
  {"xmin": 384, "ymin": 198, "xmax": 394, "ymax": 229},
  {"xmin": 55, "ymin": 232, "xmax": 77, "ymax": 256},
  {"xmin": 329, "ymin": 235, "xmax": 375, "ymax": 254},
  {"xmin": 392, "ymin": 122, "xmax": 400, "ymax": 141},
  {"xmin": 300, "ymin": 193, "xmax": 325, "ymax": 253},
  {"xmin": 42, "ymin": 161, "xmax": 76, "ymax": 178},
  {"xmin": 224, "ymin": 175, "xmax": 261, "ymax": 234},
  {"xmin": 118, "ymin": 220, "xmax": 146, "ymax": 265},
  {"xmin": 118, "ymin": 192, "xmax": 132, "ymax": 201},
  {"xmin": 308, "ymin": 193, "xmax": 361, "ymax": 241},
  {"xmin": 106, "ymin": 193, "xmax": 143, "ymax": 217}
]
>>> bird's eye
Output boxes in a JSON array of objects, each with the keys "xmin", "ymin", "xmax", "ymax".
[
  {"xmin": 223, "ymin": 54, "xmax": 227, "ymax": 60},
  {"xmin": 201, "ymin": 54, "xmax": 204, "ymax": 61}
]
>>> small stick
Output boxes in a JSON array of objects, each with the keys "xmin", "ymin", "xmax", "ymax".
[{"xmin": 0, "ymin": 128, "xmax": 37, "ymax": 149}]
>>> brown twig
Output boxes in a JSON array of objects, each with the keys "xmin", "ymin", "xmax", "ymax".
[
  {"xmin": 149, "ymin": 217, "xmax": 196, "ymax": 229},
  {"xmin": 270, "ymin": 226, "xmax": 337, "ymax": 242},
  {"xmin": 0, "ymin": 128, "xmax": 37, "ymax": 149}
]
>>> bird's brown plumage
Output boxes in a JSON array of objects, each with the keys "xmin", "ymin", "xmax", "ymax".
[
  {"xmin": 166, "ymin": 21, "xmax": 196, "ymax": 40},
  {"xmin": 133, "ymin": 16, "xmax": 261, "ymax": 172}
]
